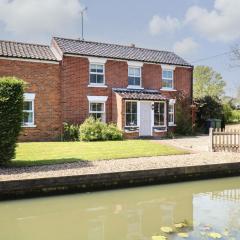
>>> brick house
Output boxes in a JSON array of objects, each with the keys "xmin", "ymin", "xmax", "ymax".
[{"xmin": 0, "ymin": 37, "xmax": 193, "ymax": 141}]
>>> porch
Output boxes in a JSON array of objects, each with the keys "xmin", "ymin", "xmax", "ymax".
[{"xmin": 113, "ymin": 88, "xmax": 176, "ymax": 138}]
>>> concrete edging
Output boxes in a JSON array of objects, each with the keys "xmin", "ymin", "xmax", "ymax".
[{"xmin": 1, "ymin": 162, "xmax": 240, "ymax": 200}]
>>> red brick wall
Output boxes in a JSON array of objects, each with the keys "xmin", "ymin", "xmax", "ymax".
[
  {"xmin": 0, "ymin": 58, "xmax": 61, "ymax": 141},
  {"xmin": 0, "ymin": 54, "xmax": 192, "ymax": 141},
  {"xmin": 61, "ymin": 55, "xmax": 193, "ymax": 126},
  {"xmin": 142, "ymin": 63, "xmax": 162, "ymax": 89},
  {"xmin": 61, "ymin": 56, "xmax": 130, "ymax": 124}
]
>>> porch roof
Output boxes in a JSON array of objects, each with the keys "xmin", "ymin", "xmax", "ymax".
[{"xmin": 113, "ymin": 88, "xmax": 168, "ymax": 101}]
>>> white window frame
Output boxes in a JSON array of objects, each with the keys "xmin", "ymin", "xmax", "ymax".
[
  {"xmin": 127, "ymin": 61, "xmax": 143, "ymax": 89},
  {"xmin": 162, "ymin": 69, "xmax": 174, "ymax": 90},
  {"xmin": 128, "ymin": 66, "xmax": 142, "ymax": 89},
  {"xmin": 22, "ymin": 93, "xmax": 36, "ymax": 127},
  {"xmin": 161, "ymin": 64, "xmax": 176, "ymax": 91},
  {"xmin": 125, "ymin": 100, "xmax": 139, "ymax": 127},
  {"xmin": 87, "ymin": 96, "xmax": 108, "ymax": 123},
  {"xmin": 153, "ymin": 101, "xmax": 166, "ymax": 127},
  {"xmin": 89, "ymin": 63, "xmax": 105, "ymax": 86},
  {"xmin": 89, "ymin": 102, "xmax": 106, "ymax": 122},
  {"xmin": 168, "ymin": 99, "xmax": 176, "ymax": 126},
  {"xmin": 88, "ymin": 57, "xmax": 107, "ymax": 87}
]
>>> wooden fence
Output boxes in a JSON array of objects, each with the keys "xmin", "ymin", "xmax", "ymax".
[{"xmin": 209, "ymin": 128, "xmax": 240, "ymax": 152}]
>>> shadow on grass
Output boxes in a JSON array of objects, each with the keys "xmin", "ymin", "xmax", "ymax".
[{"xmin": 0, "ymin": 158, "xmax": 93, "ymax": 173}]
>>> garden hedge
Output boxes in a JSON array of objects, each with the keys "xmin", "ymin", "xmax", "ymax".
[{"xmin": 0, "ymin": 77, "xmax": 25, "ymax": 165}]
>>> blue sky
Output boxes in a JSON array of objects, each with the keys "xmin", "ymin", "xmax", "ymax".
[{"xmin": 0, "ymin": 0, "xmax": 239, "ymax": 97}]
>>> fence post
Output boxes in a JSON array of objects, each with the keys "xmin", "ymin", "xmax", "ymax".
[{"xmin": 209, "ymin": 128, "xmax": 214, "ymax": 152}]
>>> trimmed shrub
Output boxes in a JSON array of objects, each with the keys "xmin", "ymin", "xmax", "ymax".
[
  {"xmin": 80, "ymin": 116, "xmax": 105, "ymax": 141},
  {"xmin": 63, "ymin": 122, "xmax": 80, "ymax": 141},
  {"xmin": 102, "ymin": 123, "xmax": 123, "ymax": 140},
  {"xmin": 0, "ymin": 77, "xmax": 25, "ymax": 165},
  {"xmin": 80, "ymin": 117, "xmax": 123, "ymax": 141}
]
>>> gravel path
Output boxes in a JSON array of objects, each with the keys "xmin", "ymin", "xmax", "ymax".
[{"xmin": 0, "ymin": 135, "xmax": 240, "ymax": 181}]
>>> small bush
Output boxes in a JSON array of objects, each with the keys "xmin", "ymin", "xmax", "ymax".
[
  {"xmin": 229, "ymin": 110, "xmax": 240, "ymax": 123},
  {"xmin": 102, "ymin": 123, "xmax": 123, "ymax": 140},
  {"xmin": 0, "ymin": 77, "xmax": 25, "ymax": 165},
  {"xmin": 80, "ymin": 116, "xmax": 105, "ymax": 141},
  {"xmin": 80, "ymin": 117, "xmax": 123, "ymax": 141},
  {"xmin": 63, "ymin": 122, "xmax": 80, "ymax": 141}
]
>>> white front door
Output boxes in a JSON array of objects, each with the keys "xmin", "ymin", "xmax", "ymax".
[{"xmin": 140, "ymin": 101, "xmax": 152, "ymax": 136}]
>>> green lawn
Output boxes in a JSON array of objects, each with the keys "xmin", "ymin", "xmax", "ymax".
[{"xmin": 12, "ymin": 140, "xmax": 189, "ymax": 167}]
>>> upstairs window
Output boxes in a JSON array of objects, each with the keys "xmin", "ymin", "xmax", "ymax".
[
  {"xmin": 89, "ymin": 102, "xmax": 105, "ymax": 122},
  {"xmin": 90, "ymin": 64, "xmax": 104, "ymax": 85},
  {"xmin": 128, "ymin": 67, "xmax": 141, "ymax": 87},
  {"xmin": 162, "ymin": 69, "xmax": 174, "ymax": 89},
  {"xmin": 154, "ymin": 102, "xmax": 165, "ymax": 126},
  {"xmin": 126, "ymin": 101, "xmax": 138, "ymax": 126}
]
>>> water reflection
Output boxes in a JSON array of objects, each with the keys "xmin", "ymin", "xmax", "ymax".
[{"xmin": 0, "ymin": 177, "xmax": 240, "ymax": 240}]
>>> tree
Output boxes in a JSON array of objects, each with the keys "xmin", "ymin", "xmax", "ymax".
[
  {"xmin": 193, "ymin": 66, "xmax": 226, "ymax": 99},
  {"xmin": 194, "ymin": 96, "xmax": 224, "ymax": 130}
]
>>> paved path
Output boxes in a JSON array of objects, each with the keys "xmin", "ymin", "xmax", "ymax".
[{"xmin": 0, "ymin": 135, "xmax": 239, "ymax": 182}]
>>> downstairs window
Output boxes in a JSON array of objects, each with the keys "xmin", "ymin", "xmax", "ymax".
[
  {"xmin": 89, "ymin": 102, "xmax": 105, "ymax": 122},
  {"xmin": 154, "ymin": 102, "xmax": 165, "ymax": 126}
]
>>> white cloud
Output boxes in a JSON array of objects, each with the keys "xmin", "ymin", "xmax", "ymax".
[
  {"xmin": 149, "ymin": 15, "xmax": 181, "ymax": 36},
  {"xmin": 185, "ymin": 0, "xmax": 240, "ymax": 42},
  {"xmin": 173, "ymin": 37, "xmax": 199, "ymax": 57},
  {"xmin": 0, "ymin": 0, "xmax": 83, "ymax": 41}
]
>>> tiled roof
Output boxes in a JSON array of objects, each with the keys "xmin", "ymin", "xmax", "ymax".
[
  {"xmin": 113, "ymin": 88, "xmax": 168, "ymax": 101},
  {"xmin": 53, "ymin": 37, "xmax": 192, "ymax": 67},
  {"xmin": 0, "ymin": 40, "xmax": 57, "ymax": 61}
]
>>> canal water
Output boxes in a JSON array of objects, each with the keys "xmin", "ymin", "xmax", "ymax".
[{"xmin": 1, "ymin": 177, "xmax": 240, "ymax": 239}]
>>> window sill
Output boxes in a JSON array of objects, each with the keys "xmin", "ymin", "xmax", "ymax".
[
  {"xmin": 160, "ymin": 88, "xmax": 177, "ymax": 92},
  {"xmin": 125, "ymin": 129, "xmax": 139, "ymax": 133},
  {"xmin": 88, "ymin": 84, "xmax": 108, "ymax": 88},
  {"xmin": 127, "ymin": 86, "xmax": 144, "ymax": 90},
  {"xmin": 22, "ymin": 125, "xmax": 37, "ymax": 128},
  {"xmin": 153, "ymin": 129, "xmax": 167, "ymax": 133},
  {"xmin": 168, "ymin": 123, "xmax": 176, "ymax": 127}
]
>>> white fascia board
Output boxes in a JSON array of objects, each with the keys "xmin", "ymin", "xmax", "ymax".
[
  {"xmin": 88, "ymin": 57, "xmax": 107, "ymax": 64},
  {"xmin": 127, "ymin": 61, "xmax": 143, "ymax": 67},
  {"xmin": 87, "ymin": 96, "xmax": 108, "ymax": 102},
  {"xmin": 161, "ymin": 64, "xmax": 176, "ymax": 70},
  {"xmin": 24, "ymin": 93, "xmax": 35, "ymax": 100}
]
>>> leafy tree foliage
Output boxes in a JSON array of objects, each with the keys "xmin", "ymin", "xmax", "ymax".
[
  {"xmin": 193, "ymin": 65, "xmax": 226, "ymax": 99},
  {"xmin": 194, "ymin": 96, "xmax": 224, "ymax": 130}
]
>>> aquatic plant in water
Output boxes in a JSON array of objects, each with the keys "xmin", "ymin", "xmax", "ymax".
[{"xmin": 151, "ymin": 220, "xmax": 240, "ymax": 239}]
